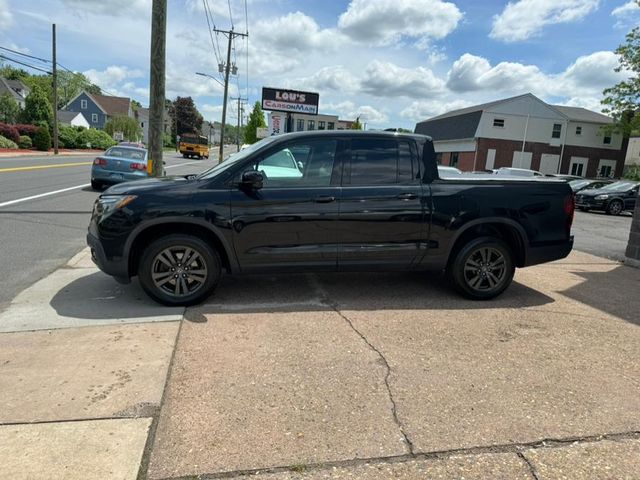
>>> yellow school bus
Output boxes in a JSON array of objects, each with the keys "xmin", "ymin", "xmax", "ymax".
[{"xmin": 179, "ymin": 134, "xmax": 210, "ymax": 159}]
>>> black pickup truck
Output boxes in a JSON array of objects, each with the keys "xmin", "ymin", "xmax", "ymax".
[{"xmin": 87, "ymin": 131, "xmax": 574, "ymax": 306}]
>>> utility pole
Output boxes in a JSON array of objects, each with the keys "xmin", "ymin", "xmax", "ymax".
[
  {"xmin": 148, "ymin": 0, "xmax": 167, "ymax": 177},
  {"xmin": 52, "ymin": 24, "xmax": 59, "ymax": 155},
  {"xmin": 213, "ymin": 27, "xmax": 248, "ymax": 163},
  {"xmin": 230, "ymin": 97, "xmax": 247, "ymax": 150}
]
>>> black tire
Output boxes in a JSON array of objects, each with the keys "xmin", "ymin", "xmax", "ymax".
[
  {"xmin": 138, "ymin": 234, "xmax": 221, "ymax": 306},
  {"xmin": 606, "ymin": 200, "xmax": 623, "ymax": 215},
  {"xmin": 91, "ymin": 180, "xmax": 102, "ymax": 190},
  {"xmin": 448, "ymin": 236, "xmax": 515, "ymax": 300},
  {"xmin": 182, "ymin": 153, "xmax": 188, "ymax": 158}
]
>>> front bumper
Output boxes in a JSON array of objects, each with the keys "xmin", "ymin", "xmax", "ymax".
[
  {"xmin": 525, "ymin": 236, "xmax": 574, "ymax": 267},
  {"xmin": 575, "ymin": 196, "xmax": 606, "ymax": 209},
  {"xmin": 87, "ymin": 232, "xmax": 130, "ymax": 283}
]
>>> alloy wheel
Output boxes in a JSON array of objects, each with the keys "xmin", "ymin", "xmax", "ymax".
[
  {"xmin": 151, "ymin": 246, "xmax": 208, "ymax": 297},
  {"xmin": 463, "ymin": 247, "xmax": 507, "ymax": 292}
]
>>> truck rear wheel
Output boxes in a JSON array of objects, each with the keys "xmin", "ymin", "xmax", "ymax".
[
  {"xmin": 138, "ymin": 234, "xmax": 221, "ymax": 306},
  {"xmin": 449, "ymin": 236, "xmax": 515, "ymax": 300}
]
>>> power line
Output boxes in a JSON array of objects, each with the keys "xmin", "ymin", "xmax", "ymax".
[
  {"xmin": 202, "ymin": 0, "xmax": 221, "ymax": 68},
  {"xmin": 0, "ymin": 46, "xmax": 51, "ymax": 65},
  {"xmin": 0, "ymin": 54, "xmax": 51, "ymax": 74},
  {"xmin": 227, "ymin": 0, "xmax": 234, "ymax": 29}
]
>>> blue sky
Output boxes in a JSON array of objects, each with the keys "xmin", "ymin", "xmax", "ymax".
[{"xmin": 0, "ymin": 0, "xmax": 638, "ymax": 129}]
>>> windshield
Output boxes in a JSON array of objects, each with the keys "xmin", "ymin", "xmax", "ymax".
[
  {"xmin": 600, "ymin": 181, "xmax": 637, "ymax": 192},
  {"xmin": 569, "ymin": 180, "xmax": 591, "ymax": 190},
  {"xmin": 196, "ymin": 136, "xmax": 279, "ymax": 180},
  {"xmin": 105, "ymin": 147, "xmax": 146, "ymax": 160}
]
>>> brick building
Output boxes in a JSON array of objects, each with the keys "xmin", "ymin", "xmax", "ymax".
[{"xmin": 415, "ymin": 93, "xmax": 628, "ymax": 178}]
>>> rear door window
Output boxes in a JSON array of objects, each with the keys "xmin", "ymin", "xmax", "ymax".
[{"xmin": 345, "ymin": 138, "xmax": 418, "ymax": 185}]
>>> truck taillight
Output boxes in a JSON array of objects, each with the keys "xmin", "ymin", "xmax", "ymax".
[
  {"xmin": 93, "ymin": 157, "xmax": 107, "ymax": 166},
  {"xmin": 130, "ymin": 162, "xmax": 147, "ymax": 171},
  {"xmin": 564, "ymin": 194, "xmax": 575, "ymax": 233}
]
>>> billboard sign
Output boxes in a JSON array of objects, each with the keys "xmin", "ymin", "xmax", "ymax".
[{"xmin": 262, "ymin": 87, "xmax": 319, "ymax": 115}]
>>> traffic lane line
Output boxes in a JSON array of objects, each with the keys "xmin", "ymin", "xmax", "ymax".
[
  {"xmin": 0, "ymin": 161, "xmax": 202, "ymax": 208},
  {"xmin": 0, "ymin": 162, "xmax": 93, "ymax": 173}
]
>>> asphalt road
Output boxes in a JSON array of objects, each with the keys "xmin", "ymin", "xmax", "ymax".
[
  {"xmin": 0, "ymin": 155, "xmax": 635, "ymax": 311},
  {"xmin": 0, "ymin": 149, "xmax": 236, "ymax": 311}
]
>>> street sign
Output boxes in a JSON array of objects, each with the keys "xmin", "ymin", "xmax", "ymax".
[
  {"xmin": 262, "ymin": 87, "xmax": 319, "ymax": 115},
  {"xmin": 113, "ymin": 131, "xmax": 124, "ymax": 141}
]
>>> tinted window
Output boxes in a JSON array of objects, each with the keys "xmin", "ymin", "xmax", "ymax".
[
  {"xmin": 105, "ymin": 147, "xmax": 146, "ymax": 160},
  {"xmin": 250, "ymin": 139, "xmax": 337, "ymax": 188},
  {"xmin": 348, "ymin": 138, "xmax": 397, "ymax": 185}
]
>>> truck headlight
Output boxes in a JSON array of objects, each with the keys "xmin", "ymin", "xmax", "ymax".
[{"xmin": 94, "ymin": 195, "xmax": 137, "ymax": 216}]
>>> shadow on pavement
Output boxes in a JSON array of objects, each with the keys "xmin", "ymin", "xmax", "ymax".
[
  {"xmin": 194, "ymin": 270, "xmax": 555, "ymax": 315},
  {"xmin": 562, "ymin": 264, "xmax": 640, "ymax": 326},
  {"xmin": 49, "ymin": 271, "xmax": 183, "ymax": 321}
]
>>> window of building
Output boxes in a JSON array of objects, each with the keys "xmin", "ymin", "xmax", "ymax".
[
  {"xmin": 81, "ymin": 99, "xmax": 87, "ymax": 109},
  {"xmin": 493, "ymin": 118, "xmax": 505, "ymax": 128},
  {"xmin": 603, "ymin": 134, "xmax": 612, "ymax": 145},
  {"xmin": 296, "ymin": 119, "xmax": 305, "ymax": 131},
  {"xmin": 327, "ymin": 122, "xmax": 335, "ymax": 130},
  {"xmin": 435, "ymin": 152, "xmax": 443, "ymax": 165},
  {"xmin": 318, "ymin": 121, "xmax": 325, "ymax": 130},
  {"xmin": 575, "ymin": 125, "xmax": 582, "ymax": 136},
  {"xmin": 91, "ymin": 113, "xmax": 98, "ymax": 123},
  {"xmin": 450, "ymin": 152, "xmax": 459, "ymax": 168},
  {"xmin": 552, "ymin": 123, "xmax": 562, "ymax": 139},
  {"xmin": 308, "ymin": 120, "xmax": 315, "ymax": 130}
]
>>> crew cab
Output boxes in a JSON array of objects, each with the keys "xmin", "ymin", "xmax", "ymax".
[{"xmin": 87, "ymin": 131, "xmax": 574, "ymax": 306}]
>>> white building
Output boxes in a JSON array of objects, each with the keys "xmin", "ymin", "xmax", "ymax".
[
  {"xmin": 415, "ymin": 93, "xmax": 627, "ymax": 177},
  {"xmin": 56, "ymin": 111, "xmax": 90, "ymax": 129}
]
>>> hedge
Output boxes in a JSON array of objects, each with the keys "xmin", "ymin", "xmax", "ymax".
[
  {"xmin": 18, "ymin": 135, "xmax": 32, "ymax": 149},
  {"xmin": 0, "ymin": 134, "xmax": 18, "ymax": 149},
  {"xmin": 0, "ymin": 123, "xmax": 19, "ymax": 143},
  {"xmin": 75, "ymin": 128, "xmax": 116, "ymax": 150},
  {"xmin": 34, "ymin": 126, "xmax": 52, "ymax": 151},
  {"xmin": 13, "ymin": 124, "xmax": 39, "ymax": 140}
]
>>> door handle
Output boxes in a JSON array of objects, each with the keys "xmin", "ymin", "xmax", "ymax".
[
  {"xmin": 397, "ymin": 193, "xmax": 418, "ymax": 200},
  {"xmin": 314, "ymin": 195, "xmax": 336, "ymax": 203}
]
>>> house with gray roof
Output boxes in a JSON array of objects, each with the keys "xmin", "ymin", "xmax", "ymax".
[
  {"xmin": 415, "ymin": 93, "xmax": 627, "ymax": 178},
  {"xmin": 57, "ymin": 110, "xmax": 89, "ymax": 128},
  {"xmin": 63, "ymin": 90, "xmax": 133, "ymax": 130},
  {"xmin": 0, "ymin": 76, "xmax": 30, "ymax": 109}
]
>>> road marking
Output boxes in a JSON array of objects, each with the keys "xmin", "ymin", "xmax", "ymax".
[
  {"xmin": 0, "ymin": 162, "xmax": 93, "ymax": 173},
  {"xmin": 0, "ymin": 161, "xmax": 203, "ymax": 208},
  {"xmin": 0, "ymin": 184, "xmax": 91, "ymax": 208}
]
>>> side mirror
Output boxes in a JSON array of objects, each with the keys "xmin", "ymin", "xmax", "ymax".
[{"xmin": 241, "ymin": 170, "xmax": 264, "ymax": 190}]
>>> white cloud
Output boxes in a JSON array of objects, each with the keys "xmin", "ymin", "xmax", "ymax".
[
  {"xmin": 84, "ymin": 66, "xmax": 144, "ymax": 91},
  {"xmin": 561, "ymin": 51, "xmax": 624, "ymax": 91},
  {"xmin": 338, "ymin": 0, "xmax": 462, "ymax": 45},
  {"xmin": 289, "ymin": 66, "xmax": 360, "ymax": 94},
  {"xmin": 400, "ymin": 99, "xmax": 473, "ymax": 121},
  {"xmin": 612, "ymin": 1, "xmax": 638, "ymax": 16},
  {"xmin": 490, "ymin": 0, "xmax": 600, "ymax": 42},
  {"xmin": 322, "ymin": 100, "xmax": 389, "ymax": 125},
  {"xmin": 61, "ymin": 0, "xmax": 151, "ymax": 16},
  {"xmin": 0, "ymin": 0, "xmax": 13, "ymax": 30},
  {"xmin": 361, "ymin": 60, "xmax": 446, "ymax": 98}
]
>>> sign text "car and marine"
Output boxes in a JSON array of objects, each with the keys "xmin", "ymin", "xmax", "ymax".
[{"xmin": 261, "ymin": 87, "xmax": 319, "ymax": 115}]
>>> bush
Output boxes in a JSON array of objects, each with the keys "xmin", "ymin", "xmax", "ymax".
[
  {"xmin": 58, "ymin": 125, "xmax": 80, "ymax": 148},
  {"xmin": 13, "ymin": 124, "xmax": 39, "ymax": 140},
  {"xmin": 0, "ymin": 134, "xmax": 18, "ymax": 149},
  {"xmin": 0, "ymin": 122, "xmax": 19, "ymax": 143},
  {"xmin": 75, "ymin": 128, "xmax": 116, "ymax": 150},
  {"xmin": 18, "ymin": 135, "xmax": 32, "ymax": 149},
  {"xmin": 624, "ymin": 166, "xmax": 640, "ymax": 181},
  {"xmin": 34, "ymin": 126, "xmax": 51, "ymax": 151}
]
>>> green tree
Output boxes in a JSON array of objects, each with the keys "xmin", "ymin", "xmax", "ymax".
[
  {"xmin": 171, "ymin": 96, "xmax": 203, "ymax": 137},
  {"xmin": 0, "ymin": 64, "xmax": 29, "ymax": 82},
  {"xmin": 33, "ymin": 126, "xmax": 51, "ymax": 151},
  {"xmin": 56, "ymin": 71, "xmax": 102, "ymax": 109},
  {"xmin": 22, "ymin": 84, "xmax": 53, "ymax": 127},
  {"xmin": 105, "ymin": 115, "xmax": 142, "ymax": 141},
  {"xmin": 243, "ymin": 101, "xmax": 267, "ymax": 144},
  {"xmin": 602, "ymin": 0, "xmax": 640, "ymax": 136},
  {"xmin": 350, "ymin": 117, "xmax": 363, "ymax": 130},
  {"xmin": 0, "ymin": 93, "xmax": 20, "ymax": 123}
]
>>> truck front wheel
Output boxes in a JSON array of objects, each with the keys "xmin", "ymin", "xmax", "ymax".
[{"xmin": 449, "ymin": 237, "xmax": 515, "ymax": 300}]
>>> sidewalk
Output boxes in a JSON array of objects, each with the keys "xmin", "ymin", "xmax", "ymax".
[
  {"xmin": 1, "ymin": 249, "xmax": 639, "ymax": 479},
  {"xmin": 0, "ymin": 148, "xmax": 103, "ymax": 158}
]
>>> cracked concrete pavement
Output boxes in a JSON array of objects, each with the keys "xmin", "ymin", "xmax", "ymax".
[
  {"xmin": 2, "ymin": 246, "xmax": 640, "ymax": 479},
  {"xmin": 147, "ymin": 250, "xmax": 640, "ymax": 479}
]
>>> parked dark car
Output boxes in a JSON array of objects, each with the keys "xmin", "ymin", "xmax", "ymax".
[
  {"xmin": 575, "ymin": 181, "xmax": 639, "ymax": 215},
  {"xmin": 87, "ymin": 131, "xmax": 574, "ymax": 306},
  {"xmin": 569, "ymin": 178, "xmax": 613, "ymax": 193}
]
